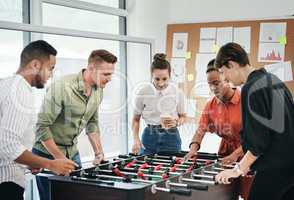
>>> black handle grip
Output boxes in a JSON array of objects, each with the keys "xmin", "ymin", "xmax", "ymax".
[
  {"xmin": 128, "ymin": 153, "xmax": 138, "ymax": 157},
  {"xmin": 187, "ymin": 184, "xmax": 208, "ymax": 191},
  {"xmin": 170, "ymin": 188, "xmax": 192, "ymax": 196},
  {"xmin": 118, "ymin": 155, "xmax": 130, "ymax": 159}
]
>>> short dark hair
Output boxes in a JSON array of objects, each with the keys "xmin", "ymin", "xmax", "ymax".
[
  {"xmin": 215, "ymin": 42, "xmax": 250, "ymax": 69},
  {"xmin": 88, "ymin": 49, "xmax": 117, "ymax": 65},
  {"xmin": 206, "ymin": 58, "xmax": 219, "ymax": 73},
  {"xmin": 20, "ymin": 40, "xmax": 57, "ymax": 67},
  {"xmin": 151, "ymin": 53, "xmax": 171, "ymax": 76}
]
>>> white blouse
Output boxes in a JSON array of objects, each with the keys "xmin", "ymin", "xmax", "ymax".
[{"xmin": 134, "ymin": 83, "xmax": 186, "ymax": 125}]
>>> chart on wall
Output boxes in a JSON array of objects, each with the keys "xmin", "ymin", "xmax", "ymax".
[{"xmin": 258, "ymin": 22, "xmax": 287, "ymax": 62}]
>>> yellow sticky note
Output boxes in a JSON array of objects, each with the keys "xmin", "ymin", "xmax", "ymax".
[
  {"xmin": 212, "ymin": 44, "xmax": 220, "ymax": 53},
  {"xmin": 187, "ymin": 73, "xmax": 194, "ymax": 81},
  {"xmin": 278, "ymin": 36, "xmax": 287, "ymax": 45},
  {"xmin": 185, "ymin": 51, "xmax": 192, "ymax": 59}
]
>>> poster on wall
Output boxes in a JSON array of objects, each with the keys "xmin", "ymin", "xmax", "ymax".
[
  {"xmin": 170, "ymin": 58, "xmax": 186, "ymax": 83},
  {"xmin": 172, "ymin": 33, "xmax": 188, "ymax": 57},
  {"xmin": 259, "ymin": 22, "xmax": 287, "ymax": 42},
  {"xmin": 194, "ymin": 53, "xmax": 216, "ymax": 97},
  {"xmin": 200, "ymin": 27, "xmax": 217, "ymax": 39},
  {"xmin": 264, "ymin": 61, "xmax": 293, "ymax": 82},
  {"xmin": 216, "ymin": 27, "xmax": 233, "ymax": 48},
  {"xmin": 233, "ymin": 27, "xmax": 251, "ymax": 53},
  {"xmin": 199, "ymin": 27, "xmax": 217, "ymax": 53},
  {"xmin": 258, "ymin": 43, "xmax": 285, "ymax": 62},
  {"xmin": 258, "ymin": 22, "xmax": 287, "ymax": 63}
]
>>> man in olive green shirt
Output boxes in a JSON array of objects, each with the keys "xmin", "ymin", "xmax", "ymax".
[{"xmin": 32, "ymin": 49, "xmax": 117, "ymax": 200}]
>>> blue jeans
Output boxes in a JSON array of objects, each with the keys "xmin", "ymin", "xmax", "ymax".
[
  {"xmin": 32, "ymin": 148, "xmax": 82, "ymax": 200},
  {"xmin": 141, "ymin": 127, "xmax": 181, "ymax": 155}
]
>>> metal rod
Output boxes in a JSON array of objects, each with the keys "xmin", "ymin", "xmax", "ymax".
[
  {"xmin": 93, "ymin": 174, "xmax": 155, "ymax": 184},
  {"xmin": 192, "ymin": 174, "xmax": 214, "ymax": 179},
  {"xmin": 96, "ymin": 169, "xmax": 163, "ymax": 178},
  {"xmin": 203, "ymin": 170, "xmax": 219, "ymax": 175},
  {"xmin": 181, "ymin": 178, "xmax": 216, "ymax": 185}
]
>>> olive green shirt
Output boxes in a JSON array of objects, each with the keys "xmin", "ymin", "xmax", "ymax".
[{"xmin": 33, "ymin": 70, "xmax": 103, "ymax": 159}]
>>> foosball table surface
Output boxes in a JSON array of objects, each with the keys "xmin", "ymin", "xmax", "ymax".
[{"xmin": 47, "ymin": 151, "xmax": 239, "ymax": 200}]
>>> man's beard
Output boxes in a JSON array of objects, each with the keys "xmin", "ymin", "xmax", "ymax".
[{"xmin": 34, "ymin": 74, "xmax": 44, "ymax": 89}]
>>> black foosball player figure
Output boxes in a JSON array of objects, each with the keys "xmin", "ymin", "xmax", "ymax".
[
  {"xmin": 214, "ymin": 42, "xmax": 294, "ymax": 200},
  {"xmin": 131, "ymin": 53, "xmax": 187, "ymax": 155}
]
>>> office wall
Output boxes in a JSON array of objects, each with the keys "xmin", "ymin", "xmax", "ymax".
[
  {"xmin": 127, "ymin": 0, "xmax": 294, "ymax": 53},
  {"xmin": 168, "ymin": 0, "xmax": 294, "ymax": 24},
  {"xmin": 127, "ymin": 0, "xmax": 170, "ymax": 52},
  {"xmin": 126, "ymin": 0, "xmax": 294, "ymax": 152}
]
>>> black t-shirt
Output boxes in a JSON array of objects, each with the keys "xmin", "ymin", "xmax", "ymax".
[{"xmin": 241, "ymin": 68, "xmax": 294, "ymax": 171}]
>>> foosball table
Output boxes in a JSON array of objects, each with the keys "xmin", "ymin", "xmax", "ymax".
[{"xmin": 47, "ymin": 152, "xmax": 239, "ymax": 200}]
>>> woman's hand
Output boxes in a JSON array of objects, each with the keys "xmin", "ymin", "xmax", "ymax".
[
  {"xmin": 93, "ymin": 152, "xmax": 104, "ymax": 165},
  {"xmin": 163, "ymin": 118, "xmax": 177, "ymax": 129},
  {"xmin": 177, "ymin": 117, "xmax": 185, "ymax": 126},
  {"xmin": 215, "ymin": 169, "xmax": 242, "ymax": 184},
  {"xmin": 132, "ymin": 138, "xmax": 145, "ymax": 155}
]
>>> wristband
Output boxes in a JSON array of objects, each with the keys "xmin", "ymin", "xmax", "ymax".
[{"xmin": 189, "ymin": 141, "xmax": 201, "ymax": 151}]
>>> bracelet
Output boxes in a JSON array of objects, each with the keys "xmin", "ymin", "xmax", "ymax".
[{"xmin": 189, "ymin": 141, "xmax": 201, "ymax": 151}]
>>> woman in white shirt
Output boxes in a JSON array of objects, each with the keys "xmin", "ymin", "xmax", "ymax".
[{"xmin": 132, "ymin": 53, "xmax": 186, "ymax": 155}]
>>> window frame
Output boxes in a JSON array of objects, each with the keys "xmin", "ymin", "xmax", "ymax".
[{"xmin": 0, "ymin": 0, "xmax": 155, "ymax": 155}]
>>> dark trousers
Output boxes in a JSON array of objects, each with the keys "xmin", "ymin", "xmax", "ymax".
[
  {"xmin": 32, "ymin": 148, "xmax": 82, "ymax": 200},
  {"xmin": 249, "ymin": 170, "xmax": 294, "ymax": 200},
  {"xmin": 0, "ymin": 182, "xmax": 24, "ymax": 200},
  {"xmin": 141, "ymin": 127, "xmax": 181, "ymax": 155}
]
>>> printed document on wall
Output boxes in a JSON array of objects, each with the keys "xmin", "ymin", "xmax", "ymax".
[
  {"xmin": 171, "ymin": 58, "xmax": 186, "ymax": 83},
  {"xmin": 259, "ymin": 23, "xmax": 287, "ymax": 42},
  {"xmin": 216, "ymin": 27, "xmax": 233, "ymax": 47},
  {"xmin": 199, "ymin": 27, "xmax": 216, "ymax": 53},
  {"xmin": 233, "ymin": 27, "xmax": 251, "ymax": 53},
  {"xmin": 264, "ymin": 61, "xmax": 293, "ymax": 82},
  {"xmin": 258, "ymin": 43, "xmax": 285, "ymax": 62},
  {"xmin": 172, "ymin": 33, "xmax": 188, "ymax": 57},
  {"xmin": 194, "ymin": 54, "xmax": 216, "ymax": 97}
]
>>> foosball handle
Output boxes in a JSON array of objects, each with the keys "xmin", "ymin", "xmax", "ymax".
[
  {"xmin": 170, "ymin": 188, "xmax": 192, "ymax": 196},
  {"xmin": 118, "ymin": 155, "xmax": 130, "ymax": 159},
  {"xmin": 128, "ymin": 153, "xmax": 138, "ymax": 157},
  {"xmin": 187, "ymin": 184, "xmax": 208, "ymax": 191}
]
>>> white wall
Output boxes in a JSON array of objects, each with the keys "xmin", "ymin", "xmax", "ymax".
[
  {"xmin": 126, "ymin": 0, "xmax": 294, "ymax": 153},
  {"xmin": 127, "ymin": 0, "xmax": 294, "ymax": 53},
  {"xmin": 168, "ymin": 0, "xmax": 294, "ymax": 24},
  {"xmin": 126, "ymin": 0, "xmax": 170, "ymax": 52}
]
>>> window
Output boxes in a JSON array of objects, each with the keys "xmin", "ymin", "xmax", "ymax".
[
  {"xmin": 0, "ymin": 0, "xmax": 22, "ymax": 23},
  {"xmin": 0, "ymin": 0, "xmax": 153, "ymax": 160},
  {"xmin": 42, "ymin": 3, "xmax": 120, "ymax": 34},
  {"xmin": 0, "ymin": 1, "xmax": 153, "ymax": 199},
  {"xmin": 81, "ymin": 0, "xmax": 120, "ymax": 8},
  {"xmin": 126, "ymin": 42, "xmax": 151, "ymax": 151},
  {"xmin": 0, "ymin": 29, "xmax": 23, "ymax": 78},
  {"xmin": 39, "ymin": 34, "xmax": 125, "ymax": 159}
]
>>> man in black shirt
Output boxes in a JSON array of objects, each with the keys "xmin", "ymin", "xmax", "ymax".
[{"xmin": 214, "ymin": 42, "xmax": 294, "ymax": 200}]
